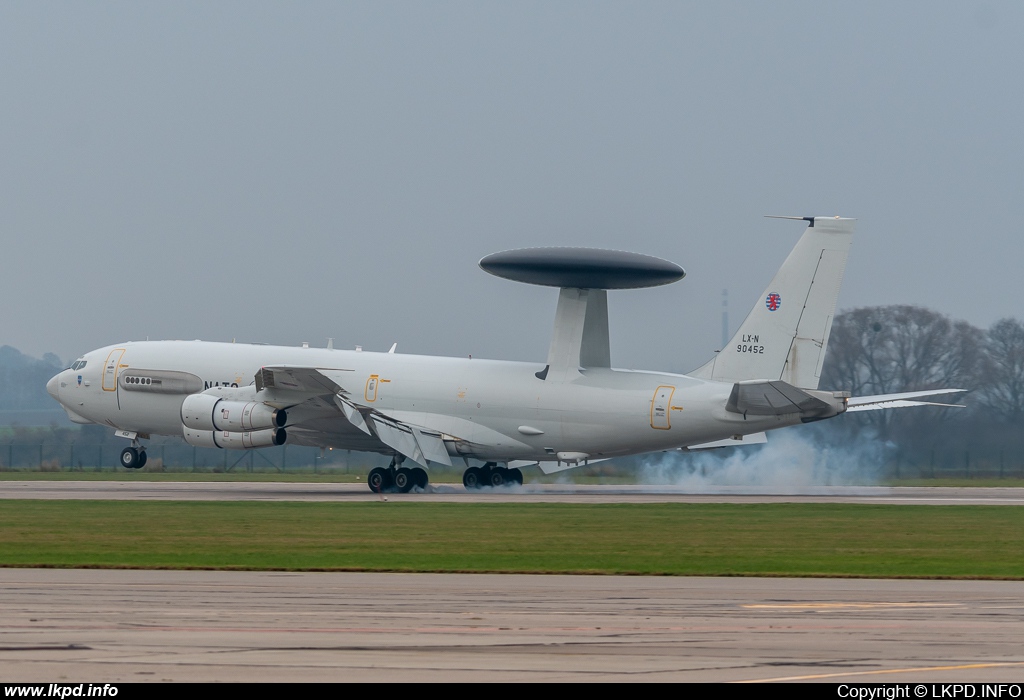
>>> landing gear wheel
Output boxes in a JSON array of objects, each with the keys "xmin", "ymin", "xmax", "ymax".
[
  {"xmin": 394, "ymin": 468, "xmax": 415, "ymax": 493},
  {"xmin": 119, "ymin": 447, "xmax": 140, "ymax": 470},
  {"xmin": 413, "ymin": 468, "xmax": 429, "ymax": 490},
  {"xmin": 463, "ymin": 467, "xmax": 483, "ymax": 490},
  {"xmin": 137, "ymin": 451, "xmax": 148, "ymax": 469},
  {"xmin": 367, "ymin": 467, "xmax": 392, "ymax": 493},
  {"xmin": 506, "ymin": 468, "xmax": 523, "ymax": 486},
  {"xmin": 488, "ymin": 468, "xmax": 506, "ymax": 488}
]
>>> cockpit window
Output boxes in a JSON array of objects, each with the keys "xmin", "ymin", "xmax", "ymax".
[{"xmin": 70, "ymin": 360, "xmax": 87, "ymax": 371}]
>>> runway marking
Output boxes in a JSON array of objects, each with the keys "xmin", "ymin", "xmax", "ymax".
[
  {"xmin": 737, "ymin": 661, "xmax": 1024, "ymax": 683},
  {"xmin": 743, "ymin": 602, "xmax": 963, "ymax": 610}
]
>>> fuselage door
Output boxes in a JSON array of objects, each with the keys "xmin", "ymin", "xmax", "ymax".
[
  {"xmin": 650, "ymin": 385, "xmax": 675, "ymax": 430},
  {"xmin": 365, "ymin": 374, "xmax": 379, "ymax": 402},
  {"xmin": 102, "ymin": 348, "xmax": 126, "ymax": 392}
]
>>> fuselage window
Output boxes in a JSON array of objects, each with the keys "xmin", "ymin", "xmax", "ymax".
[{"xmin": 70, "ymin": 360, "xmax": 88, "ymax": 371}]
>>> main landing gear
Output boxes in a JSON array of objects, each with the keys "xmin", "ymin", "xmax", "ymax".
[
  {"xmin": 119, "ymin": 445, "xmax": 148, "ymax": 470},
  {"xmin": 462, "ymin": 462, "xmax": 523, "ymax": 489},
  {"xmin": 367, "ymin": 456, "xmax": 429, "ymax": 494}
]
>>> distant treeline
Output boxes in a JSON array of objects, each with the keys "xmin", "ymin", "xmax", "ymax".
[
  {"xmin": 0, "ymin": 345, "xmax": 63, "ymax": 411},
  {"xmin": 815, "ymin": 305, "xmax": 1024, "ymax": 475}
]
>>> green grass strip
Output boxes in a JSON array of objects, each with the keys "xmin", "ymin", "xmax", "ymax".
[
  {"xmin": 0, "ymin": 471, "xmax": 369, "ymax": 482},
  {"xmin": 1, "ymin": 501, "xmax": 1023, "ymax": 578}
]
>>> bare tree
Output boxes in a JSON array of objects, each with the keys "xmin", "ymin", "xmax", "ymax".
[
  {"xmin": 978, "ymin": 318, "xmax": 1024, "ymax": 422},
  {"xmin": 820, "ymin": 306, "xmax": 983, "ymax": 439}
]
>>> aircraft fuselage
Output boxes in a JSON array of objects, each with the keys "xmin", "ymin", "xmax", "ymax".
[{"xmin": 48, "ymin": 340, "xmax": 803, "ymax": 462}]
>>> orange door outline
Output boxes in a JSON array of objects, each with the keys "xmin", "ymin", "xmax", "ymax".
[
  {"xmin": 365, "ymin": 375, "xmax": 379, "ymax": 402},
  {"xmin": 650, "ymin": 385, "xmax": 675, "ymax": 429},
  {"xmin": 102, "ymin": 349, "xmax": 126, "ymax": 392}
]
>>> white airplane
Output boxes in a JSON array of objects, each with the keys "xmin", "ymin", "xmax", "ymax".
[{"xmin": 46, "ymin": 217, "xmax": 963, "ymax": 492}]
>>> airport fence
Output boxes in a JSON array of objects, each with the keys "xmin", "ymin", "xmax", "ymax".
[
  {"xmin": 0, "ymin": 441, "xmax": 392, "ymax": 474},
  {"xmin": 2, "ymin": 439, "xmax": 1024, "ymax": 480},
  {"xmin": 885, "ymin": 446, "xmax": 1024, "ymax": 480}
]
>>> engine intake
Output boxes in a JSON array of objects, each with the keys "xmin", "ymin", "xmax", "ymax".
[{"xmin": 181, "ymin": 394, "xmax": 286, "ymax": 432}]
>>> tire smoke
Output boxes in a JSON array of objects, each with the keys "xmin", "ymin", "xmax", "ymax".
[{"xmin": 638, "ymin": 430, "xmax": 891, "ymax": 493}]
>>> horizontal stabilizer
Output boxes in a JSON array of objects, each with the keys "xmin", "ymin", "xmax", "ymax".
[
  {"xmin": 685, "ymin": 432, "xmax": 768, "ymax": 451},
  {"xmin": 845, "ymin": 389, "xmax": 967, "ymax": 413},
  {"xmin": 846, "ymin": 400, "xmax": 965, "ymax": 412},
  {"xmin": 726, "ymin": 380, "xmax": 841, "ymax": 417}
]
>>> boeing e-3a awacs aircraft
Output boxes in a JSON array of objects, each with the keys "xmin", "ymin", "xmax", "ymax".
[{"xmin": 46, "ymin": 216, "xmax": 963, "ymax": 492}]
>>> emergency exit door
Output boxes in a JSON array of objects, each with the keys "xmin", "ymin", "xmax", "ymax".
[
  {"xmin": 102, "ymin": 349, "xmax": 125, "ymax": 392},
  {"xmin": 650, "ymin": 385, "xmax": 675, "ymax": 430}
]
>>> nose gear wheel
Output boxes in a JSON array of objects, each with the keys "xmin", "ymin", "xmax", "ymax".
[{"xmin": 119, "ymin": 446, "xmax": 147, "ymax": 470}]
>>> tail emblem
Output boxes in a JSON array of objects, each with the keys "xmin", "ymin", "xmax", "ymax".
[{"xmin": 765, "ymin": 292, "xmax": 782, "ymax": 311}]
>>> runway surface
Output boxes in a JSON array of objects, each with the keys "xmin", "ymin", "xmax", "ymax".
[
  {"xmin": 1, "ymin": 569, "xmax": 1023, "ymax": 682},
  {"xmin": 3, "ymin": 480, "xmax": 1024, "ymax": 504}
]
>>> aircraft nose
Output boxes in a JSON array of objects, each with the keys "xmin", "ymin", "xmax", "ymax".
[{"xmin": 46, "ymin": 373, "xmax": 60, "ymax": 400}]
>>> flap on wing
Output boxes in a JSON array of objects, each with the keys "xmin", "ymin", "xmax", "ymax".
[
  {"xmin": 334, "ymin": 395, "xmax": 372, "ymax": 434},
  {"xmin": 413, "ymin": 426, "xmax": 453, "ymax": 466},
  {"xmin": 333, "ymin": 395, "xmax": 454, "ymax": 467},
  {"xmin": 379, "ymin": 409, "xmax": 532, "ymax": 456},
  {"xmin": 372, "ymin": 420, "xmax": 427, "ymax": 465},
  {"xmin": 369, "ymin": 418, "xmax": 454, "ymax": 467}
]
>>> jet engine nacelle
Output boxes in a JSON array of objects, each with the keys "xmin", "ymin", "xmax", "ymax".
[
  {"xmin": 180, "ymin": 393, "xmax": 286, "ymax": 432},
  {"xmin": 183, "ymin": 427, "xmax": 287, "ymax": 450}
]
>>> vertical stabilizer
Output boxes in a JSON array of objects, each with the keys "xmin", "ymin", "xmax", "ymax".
[{"xmin": 690, "ymin": 217, "xmax": 854, "ymax": 389}]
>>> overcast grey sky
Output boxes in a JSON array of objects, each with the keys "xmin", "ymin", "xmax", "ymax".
[{"xmin": 2, "ymin": 1, "xmax": 1021, "ymax": 373}]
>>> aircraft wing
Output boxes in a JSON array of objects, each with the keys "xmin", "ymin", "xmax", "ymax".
[
  {"xmin": 255, "ymin": 365, "xmax": 469, "ymax": 467},
  {"xmin": 845, "ymin": 389, "xmax": 967, "ymax": 412},
  {"xmin": 255, "ymin": 365, "xmax": 352, "ymax": 396}
]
